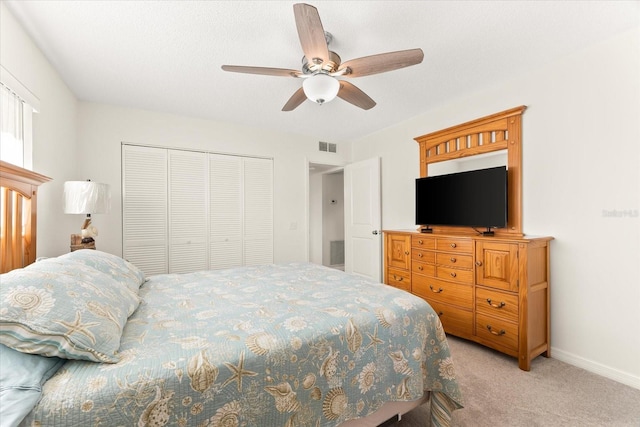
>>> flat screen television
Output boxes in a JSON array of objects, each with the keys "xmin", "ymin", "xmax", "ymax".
[{"xmin": 415, "ymin": 166, "xmax": 507, "ymax": 233}]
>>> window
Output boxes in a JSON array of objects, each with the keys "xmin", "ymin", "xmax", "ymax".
[{"xmin": 0, "ymin": 66, "xmax": 38, "ymax": 169}]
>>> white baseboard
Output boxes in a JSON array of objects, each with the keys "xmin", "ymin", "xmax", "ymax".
[{"xmin": 551, "ymin": 346, "xmax": 640, "ymax": 390}]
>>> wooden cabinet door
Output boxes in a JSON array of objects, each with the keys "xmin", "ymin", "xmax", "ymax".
[
  {"xmin": 475, "ymin": 241, "xmax": 519, "ymax": 291},
  {"xmin": 385, "ymin": 233, "xmax": 411, "ymax": 270}
]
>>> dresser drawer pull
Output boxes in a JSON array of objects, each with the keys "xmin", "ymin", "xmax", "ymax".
[
  {"xmin": 418, "ymin": 240, "xmax": 423, "ymax": 245},
  {"xmin": 393, "ymin": 275, "xmax": 404, "ymax": 282},
  {"xmin": 450, "ymin": 257, "xmax": 457, "ymax": 263},
  {"xmin": 404, "ymin": 251, "xmax": 410, "ymax": 255},
  {"xmin": 437, "ymin": 311, "xmax": 443, "ymax": 317},
  {"xmin": 475, "ymin": 261, "xmax": 483, "ymax": 267},
  {"xmin": 450, "ymin": 272, "xmax": 457, "ymax": 278},
  {"xmin": 429, "ymin": 285, "xmax": 443, "ymax": 293},
  {"xmin": 486, "ymin": 325, "xmax": 506, "ymax": 336},
  {"xmin": 486, "ymin": 299, "xmax": 506, "ymax": 309},
  {"xmin": 417, "ymin": 266, "xmax": 423, "ymax": 271},
  {"xmin": 418, "ymin": 253, "xmax": 423, "ymax": 258},
  {"xmin": 450, "ymin": 243, "xmax": 457, "ymax": 248}
]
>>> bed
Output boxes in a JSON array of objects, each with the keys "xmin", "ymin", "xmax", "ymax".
[
  {"xmin": 0, "ymin": 251, "xmax": 462, "ymax": 426},
  {"xmin": 0, "ymin": 164, "xmax": 462, "ymax": 426}
]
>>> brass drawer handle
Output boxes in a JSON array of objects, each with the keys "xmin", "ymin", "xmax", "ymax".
[
  {"xmin": 450, "ymin": 243, "xmax": 457, "ymax": 248},
  {"xmin": 487, "ymin": 325, "xmax": 506, "ymax": 336},
  {"xmin": 393, "ymin": 275, "xmax": 403, "ymax": 282},
  {"xmin": 487, "ymin": 298, "xmax": 506, "ymax": 309},
  {"xmin": 418, "ymin": 266, "xmax": 423, "ymax": 271},
  {"xmin": 475, "ymin": 261, "xmax": 483, "ymax": 267},
  {"xmin": 429, "ymin": 285, "xmax": 443, "ymax": 293},
  {"xmin": 404, "ymin": 251, "xmax": 410, "ymax": 255},
  {"xmin": 450, "ymin": 257, "xmax": 457, "ymax": 263},
  {"xmin": 450, "ymin": 272, "xmax": 457, "ymax": 278}
]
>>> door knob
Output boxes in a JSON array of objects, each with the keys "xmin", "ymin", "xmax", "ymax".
[{"xmin": 372, "ymin": 230, "xmax": 379, "ymax": 235}]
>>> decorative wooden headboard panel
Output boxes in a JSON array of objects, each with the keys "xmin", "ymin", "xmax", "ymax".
[
  {"xmin": 0, "ymin": 160, "xmax": 51, "ymax": 273},
  {"xmin": 414, "ymin": 106, "xmax": 526, "ymax": 236}
]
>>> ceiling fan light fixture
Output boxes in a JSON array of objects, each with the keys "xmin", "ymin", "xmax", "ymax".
[{"xmin": 303, "ymin": 74, "xmax": 340, "ymax": 105}]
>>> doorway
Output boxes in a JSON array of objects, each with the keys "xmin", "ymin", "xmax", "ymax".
[{"xmin": 308, "ymin": 163, "xmax": 344, "ymax": 270}]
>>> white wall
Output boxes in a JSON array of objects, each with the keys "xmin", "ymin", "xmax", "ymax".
[
  {"xmin": 0, "ymin": 2, "xmax": 78, "ymax": 258},
  {"xmin": 350, "ymin": 28, "xmax": 640, "ymax": 388},
  {"xmin": 76, "ymin": 102, "xmax": 350, "ymax": 262}
]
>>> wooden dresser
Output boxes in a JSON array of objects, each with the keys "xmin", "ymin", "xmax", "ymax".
[{"xmin": 384, "ymin": 230, "xmax": 552, "ymax": 371}]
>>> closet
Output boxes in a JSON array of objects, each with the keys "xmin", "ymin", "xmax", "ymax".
[{"xmin": 122, "ymin": 144, "xmax": 273, "ymax": 276}]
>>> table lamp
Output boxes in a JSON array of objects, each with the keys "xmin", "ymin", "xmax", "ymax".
[{"xmin": 64, "ymin": 180, "xmax": 110, "ymax": 245}]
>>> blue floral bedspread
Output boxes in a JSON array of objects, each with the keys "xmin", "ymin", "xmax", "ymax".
[{"xmin": 23, "ymin": 263, "xmax": 463, "ymax": 426}]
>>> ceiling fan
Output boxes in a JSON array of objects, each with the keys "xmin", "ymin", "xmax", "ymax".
[{"xmin": 221, "ymin": 3, "xmax": 424, "ymax": 111}]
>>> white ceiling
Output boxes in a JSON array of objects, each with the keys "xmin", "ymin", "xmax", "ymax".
[{"xmin": 5, "ymin": 1, "xmax": 639, "ymax": 142}]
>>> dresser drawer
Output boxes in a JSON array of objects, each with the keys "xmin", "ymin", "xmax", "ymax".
[
  {"xmin": 476, "ymin": 288, "xmax": 518, "ymax": 322},
  {"xmin": 475, "ymin": 313, "xmax": 518, "ymax": 353},
  {"xmin": 436, "ymin": 252, "xmax": 473, "ymax": 269},
  {"xmin": 411, "ymin": 249, "xmax": 435, "ymax": 264},
  {"xmin": 427, "ymin": 300, "xmax": 473, "ymax": 338},
  {"xmin": 412, "ymin": 276, "xmax": 472, "ymax": 309},
  {"xmin": 412, "ymin": 261, "xmax": 435, "ymax": 277},
  {"xmin": 387, "ymin": 267, "xmax": 411, "ymax": 291},
  {"xmin": 436, "ymin": 265, "xmax": 474, "ymax": 284},
  {"xmin": 436, "ymin": 238, "xmax": 472, "ymax": 254},
  {"xmin": 412, "ymin": 235, "xmax": 435, "ymax": 249}
]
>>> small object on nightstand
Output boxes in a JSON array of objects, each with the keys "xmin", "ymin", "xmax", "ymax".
[{"xmin": 70, "ymin": 234, "xmax": 96, "ymax": 252}]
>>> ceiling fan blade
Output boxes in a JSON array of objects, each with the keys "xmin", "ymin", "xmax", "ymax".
[
  {"xmin": 339, "ymin": 48, "xmax": 424, "ymax": 78},
  {"xmin": 282, "ymin": 87, "xmax": 307, "ymax": 111},
  {"xmin": 293, "ymin": 3, "xmax": 330, "ymax": 67},
  {"xmin": 337, "ymin": 81, "xmax": 376, "ymax": 110},
  {"xmin": 221, "ymin": 65, "xmax": 301, "ymax": 77}
]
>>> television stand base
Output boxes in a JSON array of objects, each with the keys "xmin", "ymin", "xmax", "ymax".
[{"xmin": 481, "ymin": 228, "xmax": 495, "ymax": 237}]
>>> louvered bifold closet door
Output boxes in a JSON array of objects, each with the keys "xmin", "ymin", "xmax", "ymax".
[
  {"xmin": 209, "ymin": 154, "xmax": 243, "ymax": 269},
  {"xmin": 168, "ymin": 150, "xmax": 208, "ymax": 273},
  {"xmin": 243, "ymin": 157, "xmax": 273, "ymax": 265},
  {"xmin": 122, "ymin": 145, "xmax": 168, "ymax": 276}
]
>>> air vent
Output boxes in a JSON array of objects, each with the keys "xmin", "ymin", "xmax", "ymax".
[{"xmin": 319, "ymin": 141, "xmax": 337, "ymax": 153}]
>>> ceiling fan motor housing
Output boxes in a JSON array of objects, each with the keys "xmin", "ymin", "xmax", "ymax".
[{"xmin": 302, "ymin": 51, "xmax": 342, "ymax": 74}]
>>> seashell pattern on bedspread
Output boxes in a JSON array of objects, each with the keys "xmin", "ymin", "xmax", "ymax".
[{"xmin": 23, "ymin": 263, "xmax": 463, "ymax": 426}]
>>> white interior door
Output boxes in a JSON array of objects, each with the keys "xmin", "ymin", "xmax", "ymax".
[{"xmin": 344, "ymin": 157, "xmax": 381, "ymax": 281}]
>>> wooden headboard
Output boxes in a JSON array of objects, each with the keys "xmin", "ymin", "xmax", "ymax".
[
  {"xmin": 414, "ymin": 106, "xmax": 526, "ymax": 236},
  {"xmin": 0, "ymin": 161, "xmax": 51, "ymax": 273}
]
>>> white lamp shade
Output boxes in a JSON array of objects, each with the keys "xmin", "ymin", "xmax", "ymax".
[
  {"xmin": 303, "ymin": 74, "xmax": 340, "ymax": 104},
  {"xmin": 64, "ymin": 181, "xmax": 111, "ymax": 214}
]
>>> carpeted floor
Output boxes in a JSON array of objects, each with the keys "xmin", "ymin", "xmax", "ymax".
[{"xmin": 399, "ymin": 335, "xmax": 640, "ymax": 426}]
